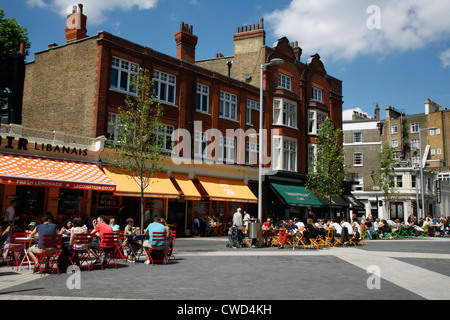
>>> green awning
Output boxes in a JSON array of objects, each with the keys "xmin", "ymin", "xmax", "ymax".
[{"xmin": 270, "ymin": 181, "xmax": 323, "ymax": 208}]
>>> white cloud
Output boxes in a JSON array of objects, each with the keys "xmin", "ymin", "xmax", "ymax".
[
  {"xmin": 266, "ymin": 0, "xmax": 450, "ymax": 62},
  {"xmin": 439, "ymin": 49, "xmax": 450, "ymax": 68},
  {"xmin": 27, "ymin": 0, "xmax": 159, "ymax": 24}
]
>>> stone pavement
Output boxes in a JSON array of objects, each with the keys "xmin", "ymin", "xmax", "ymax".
[{"xmin": 0, "ymin": 236, "xmax": 449, "ymax": 301}]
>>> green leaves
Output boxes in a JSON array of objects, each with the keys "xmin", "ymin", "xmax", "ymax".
[
  {"xmin": 306, "ymin": 117, "xmax": 346, "ymax": 203},
  {"xmin": 110, "ymin": 68, "xmax": 165, "ymax": 185}
]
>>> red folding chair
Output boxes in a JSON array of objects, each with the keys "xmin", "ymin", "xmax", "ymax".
[
  {"xmin": 6, "ymin": 232, "xmax": 30, "ymax": 269},
  {"xmin": 168, "ymin": 230, "xmax": 176, "ymax": 261},
  {"xmin": 33, "ymin": 234, "xmax": 62, "ymax": 276},
  {"xmin": 145, "ymin": 232, "xmax": 167, "ymax": 266},
  {"xmin": 96, "ymin": 233, "xmax": 121, "ymax": 270},
  {"xmin": 67, "ymin": 233, "xmax": 93, "ymax": 271},
  {"xmin": 113, "ymin": 230, "xmax": 126, "ymax": 262}
]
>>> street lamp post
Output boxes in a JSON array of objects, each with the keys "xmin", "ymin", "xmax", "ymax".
[
  {"xmin": 258, "ymin": 58, "xmax": 283, "ymax": 248},
  {"xmin": 418, "ymin": 127, "xmax": 437, "ymax": 219}
]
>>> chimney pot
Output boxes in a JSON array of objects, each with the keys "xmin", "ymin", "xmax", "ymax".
[{"xmin": 175, "ymin": 22, "xmax": 198, "ymax": 62}]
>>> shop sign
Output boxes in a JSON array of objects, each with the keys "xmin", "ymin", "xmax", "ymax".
[
  {"xmin": 0, "ymin": 136, "xmax": 88, "ymax": 156},
  {"xmin": 98, "ymin": 192, "xmax": 119, "ymax": 207}
]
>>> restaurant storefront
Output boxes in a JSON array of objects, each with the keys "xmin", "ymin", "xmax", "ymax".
[
  {"xmin": 268, "ymin": 179, "xmax": 323, "ymax": 223},
  {"xmin": 0, "ymin": 126, "xmax": 116, "ymax": 228}
]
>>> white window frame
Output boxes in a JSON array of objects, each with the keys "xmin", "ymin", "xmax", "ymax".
[
  {"xmin": 273, "ymin": 135, "xmax": 297, "ymax": 172},
  {"xmin": 411, "ymin": 122, "xmax": 419, "ymax": 133},
  {"xmin": 196, "ymin": 84, "xmax": 209, "ymax": 114},
  {"xmin": 391, "ymin": 124, "xmax": 398, "ymax": 134},
  {"xmin": 352, "ymin": 174, "xmax": 363, "ymax": 191},
  {"xmin": 219, "ymin": 91, "xmax": 237, "ymax": 121},
  {"xmin": 245, "ymin": 141, "xmax": 259, "ymax": 166},
  {"xmin": 246, "ymin": 99, "xmax": 260, "ymax": 125},
  {"xmin": 219, "ymin": 136, "xmax": 236, "ymax": 163},
  {"xmin": 353, "ymin": 132, "xmax": 362, "ymax": 143},
  {"xmin": 273, "ymin": 98, "xmax": 297, "ymax": 128},
  {"xmin": 353, "ymin": 152, "xmax": 363, "ymax": 166},
  {"xmin": 278, "ymin": 73, "xmax": 292, "ymax": 90},
  {"xmin": 110, "ymin": 57, "xmax": 139, "ymax": 94},
  {"xmin": 411, "ymin": 139, "xmax": 420, "ymax": 150},
  {"xmin": 308, "ymin": 110, "xmax": 327, "ymax": 135},
  {"xmin": 392, "ymin": 139, "xmax": 399, "ymax": 148},
  {"xmin": 107, "ymin": 112, "xmax": 136, "ymax": 145},
  {"xmin": 194, "ymin": 131, "xmax": 209, "ymax": 160},
  {"xmin": 312, "ymin": 87, "xmax": 323, "ymax": 102},
  {"xmin": 308, "ymin": 144, "xmax": 317, "ymax": 173},
  {"xmin": 153, "ymin": 70, "xmax": 176, "ymax": 105},
  {"xmin": 154, "ymin": 124, "xmax": 174, "ymax": 152}
]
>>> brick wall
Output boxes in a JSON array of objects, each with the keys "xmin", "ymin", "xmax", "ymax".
[{"xmin": 22, "ymin": 38, "xmax": 99, "ymax": 137}]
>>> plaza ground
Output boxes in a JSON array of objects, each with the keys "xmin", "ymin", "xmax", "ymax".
[{"xmin": 0, "ymin": 236, "xmax": 449, "ymax": 302}]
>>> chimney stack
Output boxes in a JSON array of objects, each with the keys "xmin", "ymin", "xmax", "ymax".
[
  {"xmin": 374, "ymin": 104, "xmax": 380, "ymax": 120},
  {"xmin": 65, "ymin": 3, "xmax": 87, "ymax": 43},
  {"xmin": 175, "ymin": 22, "xmax": 198, "ymax": 63}
]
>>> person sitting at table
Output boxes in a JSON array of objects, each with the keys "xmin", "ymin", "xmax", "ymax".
[
  {"xmin": 377, "ymin": 219, "xmax": 391, "ymax": 238},
  {"xmin": 58, "ymin": 217, "xmax": 89, "ymax": 271},
  {"xmin": 60, "ymin": 219, "xmax": 73, "ymax": 235},
  {"xmin": 351, "ymin": 218, "xmax": 361, "ymax": 241},
  {"xmin": 27, "ymin": 221, "xmax": 37, "ymax": 234},
  {"xmin": 340, "ymin": 218, "xmax": 354, "ymax": 243},
  {"xmin": 143, "ymin": 215, "xmax": 169, "ymax": 265},
  {"xmin": 90, "ymin": 215, "xmax": 114, "ymax": 264},
  {"xmin": 330, "ymin": 219, "xmax": 342, "ymax": 237},
  {"xmin": 364, "ymin": 218, "xmax": 374, "ymax": 239},
  {"xmin": 27, "ymin": 214, "xmax": 58, "ymax": 272},
  {"xmin": 109, "ymin": 218, "xmax": 120, "ymax": 231},
  {"xmin": 1, "ymin": 216, "xmax": 25, "ymax": 261},
  {"xmin": 279, "ymin": 219, "xmax": 296, "ymax": 249},
  {"xmin": 160, "ymin": 217, "xmax": 173, "ymax": 248},
  {"xmin": 123, "ymin": 218, "xmax": 142, "ymax": 262},
  {"xmin": 294, "ymin": 218, "xmax": 304, "ymax": 231},
  {"xmin": 391, "ymin": 219, "xmax": 401, "ymax": 235},
  {"xmin": 435, "ymin": 219, "xmax": 446, "ymax": 237},
  {"xmin": 304, "ymin": 218, "xmax": 319, "ymax": 245},
  {"xmin": 261, "ymin": 218, "xmax": 273, "ymax": 246}
]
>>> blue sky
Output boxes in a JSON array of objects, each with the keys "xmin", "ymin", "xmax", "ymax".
[{"xmin": 3, "ymin": 0, "xmax": 450, "ymax": 119}]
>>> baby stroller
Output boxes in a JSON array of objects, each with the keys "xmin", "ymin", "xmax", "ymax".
[{"xmin": 226, "ymin": 224, "xmax": 245, "ymax": 248}]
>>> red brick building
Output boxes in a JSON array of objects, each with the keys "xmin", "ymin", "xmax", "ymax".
[{"xmin": 11, "ymin": 4, "xmax": 344, "ymax": 232}]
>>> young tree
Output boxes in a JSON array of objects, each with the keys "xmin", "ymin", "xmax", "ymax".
[
  {"xmin": 306, "ymin": 117, "xmax": 346, "ymax": 216},
  {"xmin": 371, "ymin": 143, "xmax": 398, "ymax": 219},
  {"xmin": 109, "ymin": 68, "xmax": 165, "ymax": 229}
]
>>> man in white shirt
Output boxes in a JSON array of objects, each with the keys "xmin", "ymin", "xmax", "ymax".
[
  {"xmin": 242, "ymin": 210, "xmax": 251, "ymax": 231},
  {"xmin": 331, "ymin": 220, "xmax": 342, "ymax": 236},
  {"xmin": 341, "ymin": 219, "xmax": 354, "ymax": 235},
  {"xmin": 294, "ymin": 218, "xmax": 304, "ymax": 230},
  {"xmin": 2, "ymin": 200, "xmax": 16, "ymax": 229}
]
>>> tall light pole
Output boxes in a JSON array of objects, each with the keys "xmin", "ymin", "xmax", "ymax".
[
  {"xmin": 418, "ymin": 127, "xmax": 437, "ymax": 219},
  {"xmin": 258, "ymin": 58, "xmax": 283, "ymax": 247}
]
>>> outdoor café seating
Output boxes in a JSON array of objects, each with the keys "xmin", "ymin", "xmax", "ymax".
[
  {"xmin": 67, "ymin": 233, "xmax": 93, "ymax": 271},
  {"xmin": 33, "ymin": 234, "xmax": 63, "ymax": 276},
  {"xmin": 144, "ymin": 231, "xmax": 167, "ymax": 266}
]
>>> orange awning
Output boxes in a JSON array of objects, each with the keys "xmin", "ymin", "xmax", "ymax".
[
  {"xmin": 103, "ymin": 167, "xmax": 180, "ymax": 198},
  {"xmin": 196, "ymin": 175, "xmax": 257, "ymax": 203},
  {"xmin": 0, "ymin": 153, "xmax": 116, "ymax": 191},
  {"xmin": 171, "ymin": 173, "xmax": 201, "ymax": 200}
]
